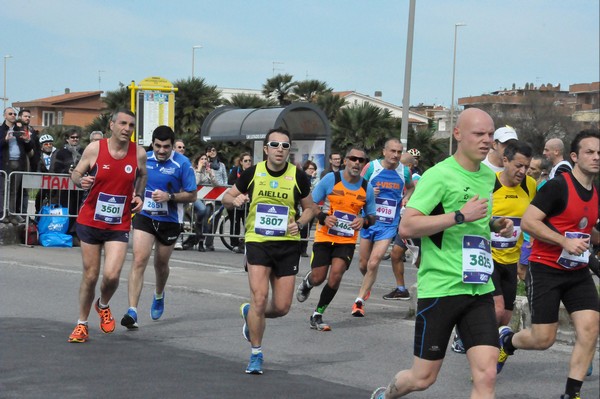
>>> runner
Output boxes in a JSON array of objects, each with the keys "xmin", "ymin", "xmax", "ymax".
[
  {"xmin": 222, "ymin": 127, "xmax": 315, "ymax": 375},
  {"xmin": 67, "ymin": 109, "xmax": 147, "ymax": 343},
  {"xmin": 352, "ymin": 138, "xmax": 414, "ymax": 317},
  {"xmin": 497, "ymin": 129, "xmax": 599, "ymax": 399},
  {"xmin": 371, "ymin": 108, "xmax": 514, "ymax": 399},
  {"xmin": 121, "ymin": 125, "xmax": 197, "ymax": 329},
  {"xmin": 296, "ymin": 147, "xmax": 376, "ymax": 331}
]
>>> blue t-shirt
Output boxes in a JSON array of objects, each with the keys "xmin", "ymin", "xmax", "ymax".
[
  {"xmin": 362, "ymin": 159, "xmax": 411, "ymax": 226},
  {"xmin": 141, "ymin": 151, "xmax": 196, "ymax": 223}
]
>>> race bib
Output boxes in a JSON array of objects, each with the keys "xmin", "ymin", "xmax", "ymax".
[
  {"xmin": 142, "ymin": 190, "xmax": 168, "ymax": 216},
  {"xmin": 557, "ymin": 232, "xmax": 591, "ymax": 269},
  {"xmin": 491, "ymin": 217, "xmax": 521, "ymax": 249},
  {"xmin": 375, "ymin": 197, "xmax": 397, "ymax": 224},
  {"xmin": 94, "ymin": 192, "xmax": 126, "ymax": 224},
  {"xmin": 254, "ymin": 203, "xmax": 289, "ymax": 236},
  {"xmin": 462, "ymin": 235, "xmax": 493, "ymax": 284},
  {"xmin": 327, "ymin": 211, "xmax": 356, "ymax": 237}
]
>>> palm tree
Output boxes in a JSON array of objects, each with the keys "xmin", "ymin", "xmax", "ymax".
[
  {"xmin": 262, "ymin": 74, "xmax": 296, "ymax": 106},
  {"xmin": 407, "ymin": 124, "xmax": 447, "ymax": 170},
  {"xmin": 331, "ymin": 102, "xmax": 397, "ymax": 158},
  {"xmin": 86, "ymin": 86, "xmax": 130, "ymax": 133},
  {"xmin": 292, "ymin": 79, "xmax": 332, "ymax": 103},
  {"xmin": 172, "ymin": 77, "xmax": 222, "ymax": 157},
  {"xmin": 223, "ymin": 93, "xmax": 277, "ymax": 109},
  {"xmin": 316, "ymin": 93, "xmax": 347, "ymax": 121}
]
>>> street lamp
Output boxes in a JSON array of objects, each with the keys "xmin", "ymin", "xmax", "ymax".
[
  {"xmin": 192, "ymin": 45, "xmax": 202, "ymax": 78},
  {"xmin": 448, "ymin": 23, "xmax": 466, "ymax": 155},
  {"xmin": 3, "ymin": 55, "xmax": 13, "ymax": 110}
]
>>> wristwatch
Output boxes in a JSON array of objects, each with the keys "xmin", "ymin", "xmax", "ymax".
[
  {"xmin": 296, "ymin": 221, "xmax": 305, "ymax": 231},
  {"xmin": 169, "ymin": 193, "xmax": 175, "ymax": 202},
  {"xmin": 454, "ymin": 210, "xmax": 465, "ymax": 225}
]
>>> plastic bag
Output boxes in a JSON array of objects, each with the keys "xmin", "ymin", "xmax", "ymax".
[
  {"xmin": 39, "ymin": 232, "xmax": 72, "ymax": 247},
  {"xmin": 37, "ymin": 205, "xmax": 69, "ymax": 235}
]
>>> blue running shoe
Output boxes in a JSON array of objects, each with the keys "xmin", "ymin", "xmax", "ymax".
[
  {"xmin": 370, "ymin": 387, "xmax": 386, "ymax": 399},
  {"xmin": 497, "ymin": 325, "xmax": 514, "ymax": 374},
  {"xmin": 120, "ymin": 308, "xmax": 139, "ymax": 329},
  {"xmin": 240, "ymin": 303, "xmax": 250, "ymax": 342},
  {"xmin": 151, "ymin": 293, "xmax": 165, "ymax": 320},
  {"xmin": 245, "ymin": 352, "xmax": 263, "ymax": 375},
  {"xmin": 586, "ymin": 362, "xmax": 593, "ymax": 377}
]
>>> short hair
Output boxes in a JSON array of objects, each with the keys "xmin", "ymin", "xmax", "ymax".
[
  {"xmin": 329, "ymin": 151, "xmax": 341, "ymax": 160},
  {"xmin": 175, "ymin": 138, "xmax": 184, "ymax": 145},
  {"xmin": 570, "ymin": 129, "xmax": 600, "ymax": 156},
  {"xmin": 302, "ymin": 160, "xmax": 317, "ymax": 171},
  {"xmin": 344, "ymin": 146, "xmax": 367, "ymax": 158},
  {"xmin": 18, "ymin": 109, "xmax": 31, "ymax": 116},
  {"xmin": 89, "ymin": 131, "xmax": 103, "ymax": 140},
  {"xmin": 152, "ymin": 125, "xmax": 175, "ymax": 144},
  {"xmin": 111, "ymin": 109, "xmax": 135, "ymax": 122},
  {"xmin": 503, "ymin": 141, "xmax": 532, "ymax": 161},
  {"xmin": 384, "ymin": 138, "xmax": 402, "ymax": 149},
  {"xmin": 263, "ymin": 127, "xmax": 291, "ymax": 146}
]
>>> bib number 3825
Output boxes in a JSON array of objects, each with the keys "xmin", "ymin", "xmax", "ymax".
[{"xmin": 462, "ymin": 235, "xmax": 493, "ymax": 284}]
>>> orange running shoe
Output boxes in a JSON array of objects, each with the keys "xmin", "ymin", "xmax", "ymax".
[
  {"xmin": 68, "ymin": 323, "xmax": 89, "ymax": 343},
  {"xmin": 352, "ymin": 301, "xmax": 365, "ymax": 317},
  {"xmin": 94, "ymin": 299, "xmax": 116, "ymax": 333}
]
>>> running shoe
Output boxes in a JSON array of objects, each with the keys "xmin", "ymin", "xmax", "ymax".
[
  {"xmin": 296, "ymin": 271, "xmax": 313, "ymax": 303},
  {"xmin": 151, "ymin": 293, "xmax": 165, "ymax": 320},
  {"xmin": 497, "ymin": 325, "xmax": 514, "ymax": 374},
  {"xmin": 351, "ymin": 301, "xmax": 365, "ymax": 317},
  {"xmin": 586, "ymin": 362, "xmax": 593, "ymax": 377},
  {"xmin": 240, "ymin": 303, "xmax": 250, "ymax": 342},
  {"xmin": 370, "ymin": 387, "xmax": 387, "ymax": 399},
  {"xmin": 451, "ymin": 334, "xmax": 466, "ymax": 354},
  {"xmin": 245, "ymin": 352, "xmax": 263, "ymax": 375},
  {"xmin": 309, "ymin": 314, "xmax": 331, "ymax": 331},
  {"xmin": 560, "ymin": 394, "xmax": 581, "ymax": 399},
  {"xmin": 67, "ymin": 323, "xmax": 89, "ymax": 343},
  {"xmin": 382, "ymin": 287, "xmax": 410, "ymax": 301},
  {"xmin": 94, "ymin": 299, "xmax": 115, "ymax": 333},
  {"xmin": 120, "ymin": 308, "xmax": 139, "ymax": 329}
]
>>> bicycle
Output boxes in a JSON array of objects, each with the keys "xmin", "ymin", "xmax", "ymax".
[{"xmin": 207, "ymin": 205, "xmax": 246, "ymax": 252}]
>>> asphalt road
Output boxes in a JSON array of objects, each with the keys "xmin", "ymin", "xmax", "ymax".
[{"xmin": 1, "ymin": 240, "xmax": 598, "ymax": 399}]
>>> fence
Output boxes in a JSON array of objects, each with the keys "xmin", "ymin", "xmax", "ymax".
[{"xmin": 0, "ymin": 170, "xmax": 6, "ymax": 221}]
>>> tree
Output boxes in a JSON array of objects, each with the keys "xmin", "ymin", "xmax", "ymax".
[
  {"xmin": 292, "ymin": 79, "xmax": 332, "ymax": 103},
  {"xmin": 172, "ymin": 77, "xmax": 222, "ymax": 158},
  {"xmin": 331, "ymin": 102, "xmax": 398, "ymax": 159},
  {"xmin": 262, "ymin": 74, "xmax": 296, "ymax": 106},
  {"xmin": 407, "ymin": 123, "xmax": 447, "ymax": 170},
  {"xmin": 86, "ymin": 85, "xmax": 130, "ymax": 133},
  {"xmin": 223, "ymin": 93, "xmax": 277, "ymax": 108},
  {"xmin": 316, "ymin": 93, "xmax": 347, "ymax": 121}
]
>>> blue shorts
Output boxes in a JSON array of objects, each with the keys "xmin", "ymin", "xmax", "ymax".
[
  {"xmin": 360, "ymin": 223, "xmax": 397, "ymax": 242},
  {"xmin": 519, "ymin": 241, "xmax": 532, "ymax": 265}
]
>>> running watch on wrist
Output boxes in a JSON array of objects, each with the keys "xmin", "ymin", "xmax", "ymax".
[{"xmin": 454, "ymin": 210, "xmax": 465, "ymax": 225}]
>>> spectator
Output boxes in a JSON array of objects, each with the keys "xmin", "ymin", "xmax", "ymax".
[
  {"xmin": 227, "ymin": 152, "xmax": 253, "ymax": 253},
  {"xmin": 300, "ymin": 160, "xmax": 319, "ymax": 257},
  {"xmin": 174, "ymin": 138, "xmax": 185, "ymax": 155},
  {"xmin": 191, "ymin": 153, "xmax": 218, "ymax": 252},
  {"xmin": 35, "ymin": 134, "xmax": 58, "ymax": 214},
  {"xmin": 1, "ymin": 108, "xmax": 35, "ymax": 224},
  {"xmin": 89, "ymin": 131, "xmax": 103, "ymax": 143},
  {"xmin": 204, "ymin": 146, "xmax": 227, "ymax": 251},
  {"xmin": 320, "ymin": 151, "xmax": 343, "ymax": 178}
]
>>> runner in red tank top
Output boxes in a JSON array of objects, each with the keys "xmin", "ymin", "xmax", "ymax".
[
  {"xmin": 67, "ymin": 110, "xmax": 148, "ymax": 343},
  {"xmin": 497, "ymin": 129, "xmax": 599, "ymax": 399}
]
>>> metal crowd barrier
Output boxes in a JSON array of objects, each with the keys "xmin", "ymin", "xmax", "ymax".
[{"xmin": 0, "ymin": 170, "xmax": 7, "ymax": 221}]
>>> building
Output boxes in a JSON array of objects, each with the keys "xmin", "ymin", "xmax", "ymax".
[
  {"xmin": 12, "ymin": 89, "xmax": 104, "ymax": 131},
  {"xmin": 334, "ymin": 91, "xmax": 429, "ymax": 125},
  {"xmin": 570, "ymin": 82, "xmax": 600, "ymax": 128},
  {"xmin": 410, "ymin": 104, "xmax": 451, "ymax": 139}
]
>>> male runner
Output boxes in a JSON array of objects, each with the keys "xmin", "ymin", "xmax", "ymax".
[
  {"xmin": 371, "ymin": 108, "xmax": 514, "ymax": 399},
  {"xmin": 222, "ymin": 128, "xmax": 315, "ymax": 375},
  {"xmin": 121, "ymin": 126, "xmax": 197, "ymax": 329},
  {"xmin": 296, "ymin": 147, "xmax": 376, "ymax": 330},
  {"xmin": 352, "ymin": 138, "xmax": 414, "ymax": 316},
  {"xmin": 67, "ymin": 109, "xmax": 147, "ymax": 343},
  {"xmin": 498, "ymin": 130, "xmax": 599, "ymax": 399}
]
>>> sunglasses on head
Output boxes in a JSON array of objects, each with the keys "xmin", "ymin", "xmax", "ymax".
[
  {"xmin": 266, "ymin": 141, "xmax": 291, "ymax": 149},
  {"xmin": 347, "ymin": 156, "xmax": 366, "ymax": 163}
]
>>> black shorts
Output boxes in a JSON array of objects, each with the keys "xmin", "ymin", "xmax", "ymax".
[
  {"xmin": 393, "ymin": 235, "xmax": 421, "ymax": 249},
  {"xmin": 414, "ymin": 294, "xmax": 498, "ymax": 360},
  {"xmin": 528, "ymin": 261, "xmax": 599, "ymax": 324},
  {"xmin": 311, "ymin": 242, "xmax": 356, "ymax": 270},
  {"xmin": 132, "ymin": 214, "xmax": 182, "ymax": 246},
  {"xmin": 245, "ymin": 241, "xmax": 301, "ymax": 277},
  {"xmin": 75, "ymin": 223, "xmax": 130, "ymax": 244},
  {"xmin": 491, "ymin": 261, "xmax": 518, "ymax": 311}
]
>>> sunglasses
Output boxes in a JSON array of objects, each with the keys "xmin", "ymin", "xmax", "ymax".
[
  {"xmin": 70, "ymin": 136, "xmax": 80, "ymax": 139},
  {"xmin": 266, "ymin": 141, "xmax": 291, "ymax": 149},
  {"xmin": 7, "ymin": 112, "xmax": 16, "ymax": 116},
  {"xmin": 347, "ymin": 156, "xmax": 366, "ymax": 163},
  {"xmin": 242, "ymin": 159, "xmax": 252, "ymax": 162}
]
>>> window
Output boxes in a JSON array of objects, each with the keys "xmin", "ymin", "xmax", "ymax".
[
  {"xmin": 57, "ymin": 111, "xmax": 63, "ymax": 125},
  {"xmin": 42, "ymin": 111, "xmax": 55, "ymax": 127}
]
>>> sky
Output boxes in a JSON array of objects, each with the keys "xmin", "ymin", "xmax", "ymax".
[{"xmin": 3, "ymin": 0, "xmax": 599, "ymax": 108}]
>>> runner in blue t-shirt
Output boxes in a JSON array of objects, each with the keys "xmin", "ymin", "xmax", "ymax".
[
  {"xmin": 121, "ymin": 126, "xmax": 197, "ymax": 329},
  {"xmin": 352, "ymin": 138, "xmax": 414, "ymax": 317}
]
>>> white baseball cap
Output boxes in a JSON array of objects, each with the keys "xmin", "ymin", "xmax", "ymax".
[{"xmin": 494, "ymin": 126, "xmax": 518, "ymax": 143}]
